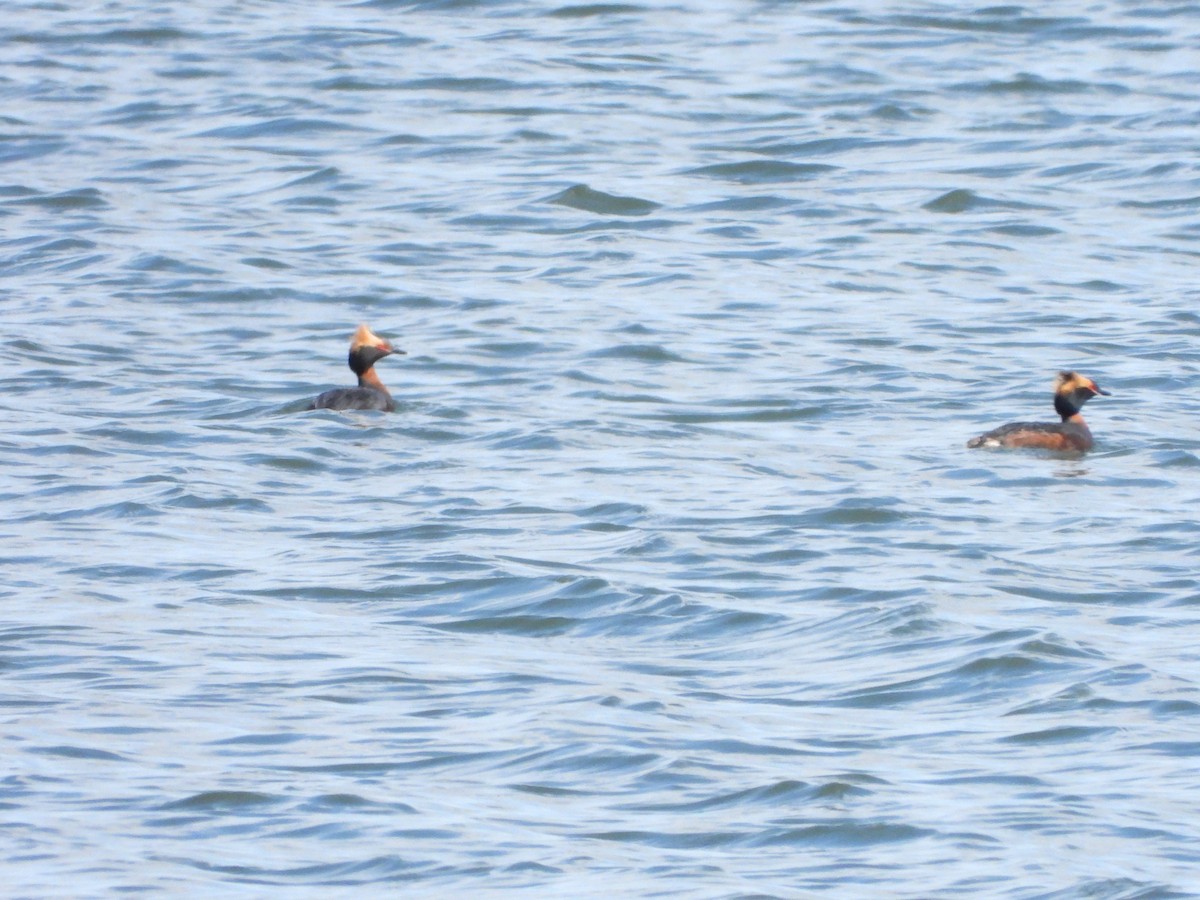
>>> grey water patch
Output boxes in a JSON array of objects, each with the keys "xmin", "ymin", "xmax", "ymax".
[
  {"xmin": 194, "ymin": 118, "xmax": 370, "ymax": 139},
  {"xmin": 547, "ymin": 4, "xmax": 646, "ymax": 19},
  {"xmin": 547, "ymin": 184, "xmax": 660, "ymax": 217},
  {"xmin": 685, "ymin": 161, "xmax": 838, "ymax": 184},
  {"xmin": 922, "ymin": 189, "xmax": 1052, "ymax": 213},
  {"xmin": 952, "ymin": 73, "xmax": 1129, "ymax": 95},
  {"xmin": 587, "ymin": 343, "xmax": 686, "ymax": 363},
  {"xmin": 4, "ymin": 188, "xmax": 108, "ymax": 211},
  {"xmin": 986, "ymin": 223, "xmax": 1061, "ymax": 238}
]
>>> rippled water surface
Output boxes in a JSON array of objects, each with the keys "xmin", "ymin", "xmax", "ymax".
[{"xmin": 4, "ymin": 2, "xmax": 1200, "ymax": 896}]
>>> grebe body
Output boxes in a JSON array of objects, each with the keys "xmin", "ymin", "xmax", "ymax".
[
  {"xmin": 967, "ymin": 371, "xmax": 1109, "ymax": 452},
  {"xmin": 309, "ymin": 324, "xmax": 403, "ymax": 412}
]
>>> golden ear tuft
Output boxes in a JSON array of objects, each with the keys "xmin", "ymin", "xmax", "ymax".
[{"xmin": 350, "ymin": 323, "xmax": 393, "ymax": 351}]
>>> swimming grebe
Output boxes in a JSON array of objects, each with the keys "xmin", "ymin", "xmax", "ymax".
[
  {"xmin": 967, "ymin": 370, "xmax": 1110, "ymax": 452},
  {"xmin": 308, "ymin": 324, "xmax": 404, "ymax": 412}
]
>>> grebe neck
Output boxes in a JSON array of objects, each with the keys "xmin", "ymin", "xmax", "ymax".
[
  {"xmin": 358, "ymin": 367, "xmax": 391, "ymax": 397},
  {"xmin": 1054, "ymin": 393, "xmax": 1079, "ymax": 421}
]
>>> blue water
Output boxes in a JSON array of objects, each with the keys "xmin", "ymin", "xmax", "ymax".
[{"xmin": 4, "ymin": 2, "xmax": 1200, "ymax": 896}]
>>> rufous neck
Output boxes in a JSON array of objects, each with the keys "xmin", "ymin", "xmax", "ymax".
[{"xmin": 358, "ymin": 367, "xmax": 390, "ymax": 396}]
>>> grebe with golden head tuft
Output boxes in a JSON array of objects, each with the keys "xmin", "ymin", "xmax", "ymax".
[
  {"xmin": 967, "ymin": 371, "xmax": 1110, "ymax": 452},
  {"xmin": 308, "ymin": 324, "xmax": 404, "ymax": 412}
]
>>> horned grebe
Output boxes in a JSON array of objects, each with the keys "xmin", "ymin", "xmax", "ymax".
[
  {"xmin": 308, "ymin": 324, "xmax": 404, "ymax": 412},
  {"xmin": 967, "ymin": 370, "xmax": 1110, "ymax": 452}
]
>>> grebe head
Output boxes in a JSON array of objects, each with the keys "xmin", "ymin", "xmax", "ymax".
[
  {"xmin": 1053, "ymin": 370, "xmax": 1110, "ymax": 420},
  {"xmin": 348, "ymin": 323, "xmax": 404, "ymax": 376}
]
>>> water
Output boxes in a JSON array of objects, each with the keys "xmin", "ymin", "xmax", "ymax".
[{"xmin": 3, "ymin": 1, "xmax": 1200, "ymax": 896}]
